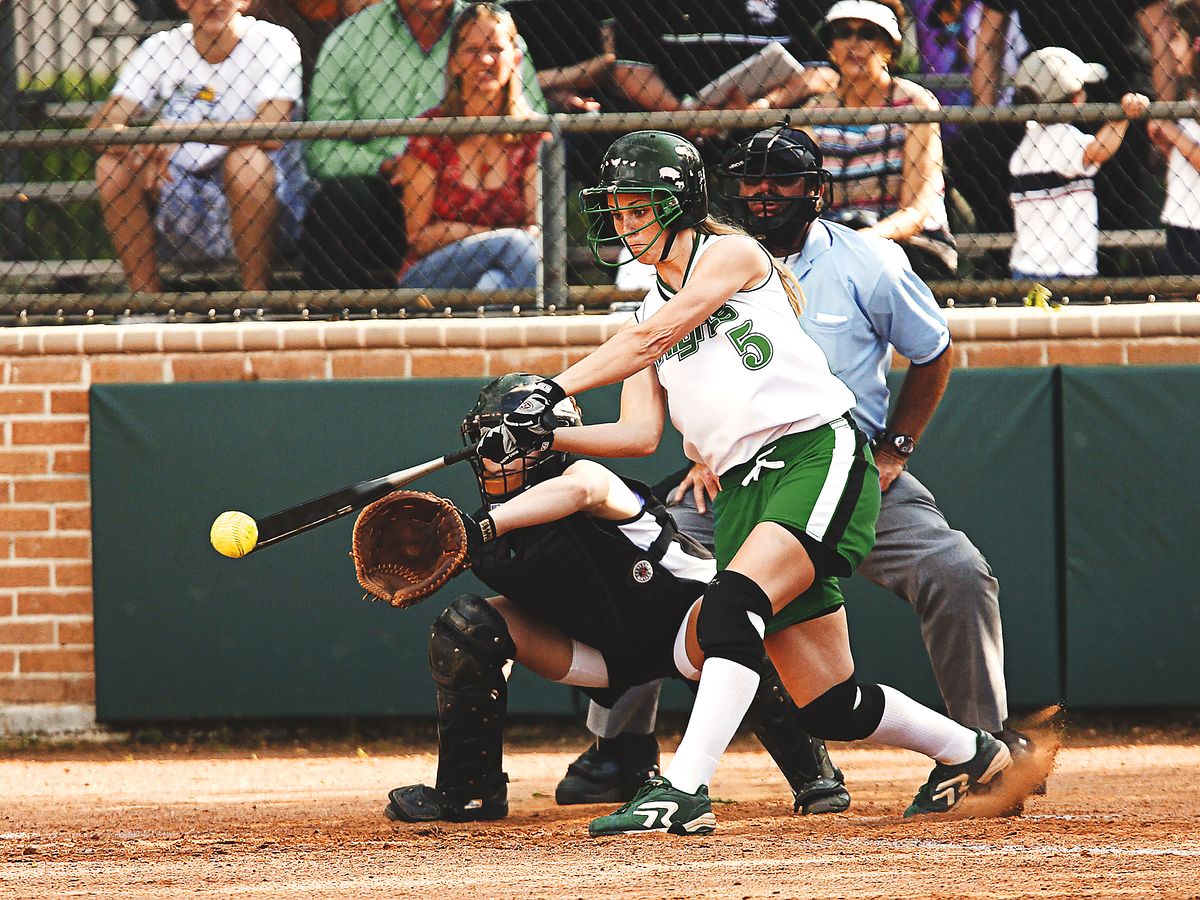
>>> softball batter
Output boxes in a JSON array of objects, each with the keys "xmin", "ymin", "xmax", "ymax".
[{"xmin": 478, "ymin": 130, "xmax": 1018, "ymax": 836}]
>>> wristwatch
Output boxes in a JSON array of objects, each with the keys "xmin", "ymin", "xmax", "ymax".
[{"xmin": 875, "ymin": 431, "xmax": 916, "ymax": 458}]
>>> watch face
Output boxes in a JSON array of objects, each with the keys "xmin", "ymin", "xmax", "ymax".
[{"xmin": 887, "ymin": 433, "xmax": 914, "ymax": 455}]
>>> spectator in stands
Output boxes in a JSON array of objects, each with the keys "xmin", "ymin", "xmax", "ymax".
[
  {"xmin": 1148, "ymin": 60, "xmax": 1200, "ymax": 274},
  {"xmin": 247, "ymin": 0, "xmax": 376, "ymax": 92},
  {"xmin": 1007, "ymin": 47, "xmax": 1150, "ymax": 278},
  {"xmin": 974, "ymin": 0, "xmax": 1175, "ymax": 235},
  {"xmin": 300, "ymin": 0, "xmax": 546, "ymax": 289},
  {"xmin": 803, "ymin": 0, "xmax": 959, "ymax": 279},
  {"xmin": 92, "ymin": 0, "xmax": 311, "ymax": 293},
  {"xmin": 394, "ymin": 2, "xmax": 545, "ymax": 292}
]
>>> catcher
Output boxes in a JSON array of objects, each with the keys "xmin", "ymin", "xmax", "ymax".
[{"xmin": 354, "ymin": 373, "xmax": 849, "ymax": 823}]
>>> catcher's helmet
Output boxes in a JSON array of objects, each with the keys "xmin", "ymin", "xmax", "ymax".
[
  {"xmin": 578, "ymin": 130, "xmax": 708, "ymax": 266},
  {"xmin": 717, "ymin": 124, "xmax": 831, "ymax": 255},
  {"xmin": 461, "ymin": 373, "xmax": 582, "ymax": 504}
]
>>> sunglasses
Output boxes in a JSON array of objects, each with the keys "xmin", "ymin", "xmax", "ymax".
[{"xmin": 828, "ymin": 21, "xmax": 889, "ymax": 43}]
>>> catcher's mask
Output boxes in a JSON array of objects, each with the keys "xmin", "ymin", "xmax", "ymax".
[
  {"xmin": 461, "ymin": 373, "xmax": 582, "ymax": 504},
  {"xmin": 579, "ymin": 130, "xmax": 708, "ymax": 266},
  {"xmin": 717, "ymin": 124, "xmax": 831, "ymax": 256}
]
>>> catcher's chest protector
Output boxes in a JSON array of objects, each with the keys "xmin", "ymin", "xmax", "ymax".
[{"xmin": 471, "ymin": 493, "xmax": 704, "ymax": 664}]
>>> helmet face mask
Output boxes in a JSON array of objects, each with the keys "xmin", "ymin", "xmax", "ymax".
[
  {"xmin": 717, "ymin": 125, "xmax": 832, "ymax": 254},
  {"xmin": 578, "ymin": 131, "xmax": 708, "ymax": 267},
  {"xmin": 461, "ymin": 373, "xmax": 582, "ymax": 505}
]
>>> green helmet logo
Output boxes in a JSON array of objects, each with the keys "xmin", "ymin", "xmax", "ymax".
[{"xmin": 578, "ymin": 131, "xmax": 709, "ymax": 267}]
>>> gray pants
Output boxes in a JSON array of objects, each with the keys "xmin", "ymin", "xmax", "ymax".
[{"xmin": 587, "ymin": 470, "xmax": 1008, "ymax": 738}]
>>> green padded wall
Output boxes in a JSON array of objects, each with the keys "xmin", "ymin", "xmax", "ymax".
[
  {"xmin": 92, "ymin": 371, "xmax": 1062, "ymax": 722},
  {"xmin": 1061, "ymin": 368, "xmax": 1200, "ymax": 706},
  {"xmin": 90, "ymin": 379, "xmax": 682, "ymax": 722}
]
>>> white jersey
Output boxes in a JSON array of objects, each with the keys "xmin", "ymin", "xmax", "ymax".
[
  {"xmin": 112, "ymin": 17, "xmax": 302, "ymax": 175},
  {"xmin": 636, "ymin": 233, "xmax": 855, "ymax": 475}
]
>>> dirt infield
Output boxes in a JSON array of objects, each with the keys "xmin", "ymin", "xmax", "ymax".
[{"xmin": 3, "ymin": 722, "xmax": 1199, "ymax": 900}]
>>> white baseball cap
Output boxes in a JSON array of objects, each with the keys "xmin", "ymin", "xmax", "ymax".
[
  {"xmin": 1014, "ymin": 46, "xmax": 1109, "ymax": 102},
  {"xmin": 822, "ymin": 0, "xmax": 903, "ymax": 46}
]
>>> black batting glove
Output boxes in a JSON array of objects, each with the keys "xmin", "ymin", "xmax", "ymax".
[
  {"xmin": 502, "ymin": 379, "xmax": 566, "ymax": 447},
  {"xmin": 476, "ymin": 424, "xmax": 524, "ymax": 465}
]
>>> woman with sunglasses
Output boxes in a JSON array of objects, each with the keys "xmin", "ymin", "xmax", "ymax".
[{"xmin": 804, "ymin": 0, "xmax": 958, "ymax": 280}]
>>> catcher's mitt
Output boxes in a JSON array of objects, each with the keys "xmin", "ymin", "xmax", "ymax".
[{"xmin": 352, "ymin": 490, "xmax": 469, "ymax": 608}]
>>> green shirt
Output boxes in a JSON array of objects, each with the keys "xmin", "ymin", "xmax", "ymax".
[{"xmin": 305, "ymin": 0, "xmax": 547, "ymax": 179}]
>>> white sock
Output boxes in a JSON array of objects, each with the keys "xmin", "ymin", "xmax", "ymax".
[
  {"xmin": 664, "ymin": 657, "xmax": 761, "ymax": 793},
  {"xmin": 555, "ymin": 640, "xmax": 609, "ymax": 688},
  {"xmin": 868, "ymin": 684, "xmax": 978, "ymax": 764}
]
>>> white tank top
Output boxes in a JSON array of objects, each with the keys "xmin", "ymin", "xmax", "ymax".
[{"xmin": 636, "ymin": 233, "xmax": 856, "ymax": 475}]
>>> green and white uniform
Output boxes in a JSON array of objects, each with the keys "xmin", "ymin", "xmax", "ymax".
[{"xmin": 637, "ymin": 232, "xmax": 879, "ymax": 627}]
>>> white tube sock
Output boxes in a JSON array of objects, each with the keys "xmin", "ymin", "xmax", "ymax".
[
  {"xmin": 555, "ymin": 640, "xmax": 609, "ymax": 689},
  {"xmin": 868, "ymin": 684, "xmax": 978, "ymax": 764},
  {"xmin": 664, "ymin": 657, "xmax": 761, "ymax": 793}
]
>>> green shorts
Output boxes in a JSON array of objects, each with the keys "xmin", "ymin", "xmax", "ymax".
[{"xmin": 713, "ymin": 418, "xmax": 880, "ymax": 633}]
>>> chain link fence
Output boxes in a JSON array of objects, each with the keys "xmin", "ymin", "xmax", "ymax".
[{"xmin": 2, "ymin": 0, "xmax": 1200, "ymax": 323}]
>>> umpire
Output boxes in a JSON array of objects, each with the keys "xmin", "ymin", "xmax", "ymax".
[{"xmin": 558, "ymin": 124, "xmax": 1033, "ymax": 805}]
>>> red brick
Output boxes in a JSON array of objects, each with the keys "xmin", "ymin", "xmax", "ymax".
[
  {"xmin": 963, "ymin": 341, "xmax": 1047, "ymax": 368},
  {"xmin": 7, "ymin": 358, "xmax": 84, "ymax": 384},
  {"xmin": 486, "ymin": 349, "xmax": 567, "ymax": 376},
  {"xmin": 54, "ymin": 562, "xmax": 92, "ymax": 587},
  {"xmin": 49, "ymin": 389, "xmax": 90, "ymax": 414},
  {"xmin": 0, "ymin": 564, "xmax": 51, "ymax": 588},
  {"xmin": 0, "ymin": 508, "xmax": 51, "ymax": 532},
  {"xmin": 0, "ymin": 651, "xmax": 14, "ymax": 673},
  {"xmin": 410, "ymin": 350, "xmax": 489, "ymax": 377},
  {"xmin": 0, "ymin": 390, "xmax": 46, "ymax": 414},
  {"xmin": 0, "ymin": 450, "xmax": 50, "ymax": 475},
  {"xmin": 89, "ymin": 356, "xmax": 167, "ymax": 383},
  {"xmin": 170, "ymin": 354, "xmax": 248, "ymax": 382},
  {"xmin": 0, "ymin": 620, "xmax": 54, "ymax": 644},
  {"xmin": 564, "ymin": 347, "xmax": 602, "ymax": 366},
  {"xmin": 15, "ymin": 535, "xmax": 91, "ymax": 559},
  {"xmin": 250, "ymin": 352, "xmax": 327, "ymax": 381},
  {"xmin": 330, "ymin": 350, "xmax": 410, "ymax": 379},
  {"xmin": 1126, "ymin": 339, "xmax": 1200, "ymax": 365},
  {"xmin": 1045, "ymin": 340, "xmax": 1125, "ymax": 366},
  {"xmin": 19, "ymin": 647, "xmax": 94, "ymax": 673},
  {"xmin": 53, "ymin": 450, "xmax": 91, "ymax": 474},
  {"xmin": 17, "ymin": 591, "xmax": 92, "ymax": 616},
  {"xmin": 11, "ymin": 420, "xmax": 88, "ymax": 446},
  {"xmin": 13, "ymin": 478, "xmax": 89, "ymax": 503},
  {"xmin": 54, "ymin": 506, "xmax": 91, "ymax": 532},
  {"xmin": 57, "ymin": 621, "xmax": 93, "ymax": 645},
  {"xmin": 0, "ymin": 675, "xmax": 94, "ymax": 703}
]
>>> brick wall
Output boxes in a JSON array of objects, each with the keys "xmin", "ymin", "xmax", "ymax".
[{"xmin": 2, "ymin": 303, "xmax": 1199, "ymax": 716}]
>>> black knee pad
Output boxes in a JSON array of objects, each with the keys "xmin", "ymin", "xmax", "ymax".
[
  {"xmin": 428, "ymin": 594, "xmax": 516, "ymax": 797},
  {"xmin": 696, "ymin": 570, "xmax": 773, "ymax": 672},
  {"xmin": 794, "ymin": 676, "xmax": 885, "ymax": 742},
  {"xmin": 429, "ymin": 593, "xmax": 515, "ymax": 692}
]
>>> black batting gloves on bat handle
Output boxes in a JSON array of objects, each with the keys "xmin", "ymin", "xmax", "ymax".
[{"xmin": 503, "ymin": 378, "xmax": 567, "ymax": 439}]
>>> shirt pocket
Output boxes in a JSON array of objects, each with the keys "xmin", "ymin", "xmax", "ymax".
[{"xmin": 804, "ymin": 312, "xmax": 852, "ymax": 331}]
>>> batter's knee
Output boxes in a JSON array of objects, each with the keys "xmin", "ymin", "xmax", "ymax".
[
  {"xmin": 696, "ymin": 570, "xmax": 773, "ymax": 673},
  {"xmin": 429, "ymin": 594, "xmax": 515, "ymax": 691},
  {"xmin": 794, "ymin": 675, "xmax": 885, "ymax": 742}
]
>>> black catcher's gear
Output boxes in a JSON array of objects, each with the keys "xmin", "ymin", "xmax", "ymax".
[
  {"xmin": 385, "ymin": 594, "xmax": 515, "ymax": 822},
  {"xmin": 718, "ymin": 123, "xmax": 832, "ymax": 256},
  {"xmin": 579, "ymin": 130, "xmax": 709, "ymax": 266},
  {"xmin": 744, "ymin": 657, "xmax": 851, "ymax": 815},
  {"xmin": 461, "ymin": 373, "xmax": 582, "ymax": 504}
]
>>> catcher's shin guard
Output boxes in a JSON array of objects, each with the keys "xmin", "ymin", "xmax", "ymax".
[
  {"xmin": 744, "ymin": 655, "xmax": 850, "ymax": 815},
  {"xmin": 427, "ymin": 593, "xmax": 516, "ymax": 814}
]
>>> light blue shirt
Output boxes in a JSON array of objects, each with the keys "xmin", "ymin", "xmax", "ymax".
[{"xmin": 784, "ymin": 221, "xmax": 950, "ymax": 439}]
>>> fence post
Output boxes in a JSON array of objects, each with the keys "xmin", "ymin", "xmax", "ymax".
[
  {"xmin": 541, "ymin": 123, "xmax": 567, "ymax": 312},
  {"xmin": 0, "ymin": 0, "xmax": 27, "ymax": 260}
]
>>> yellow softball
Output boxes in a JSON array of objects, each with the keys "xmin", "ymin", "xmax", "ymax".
[{"xmin": 210, "ymin": 511, "xmax": 259, "ymax": 559}]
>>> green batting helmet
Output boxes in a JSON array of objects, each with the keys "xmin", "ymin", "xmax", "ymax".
[{"xmin": 578, "ymin": 130, "xmax": 709, "ymax": 266}]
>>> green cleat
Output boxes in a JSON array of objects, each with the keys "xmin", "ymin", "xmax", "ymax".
[
  {"xmin": 905, "ymin": 729, "xmax": 1013, "ymax": 817},
  {"xmin": 588, "ymin": 776, "xmax": 717, "ymax": 837}
]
